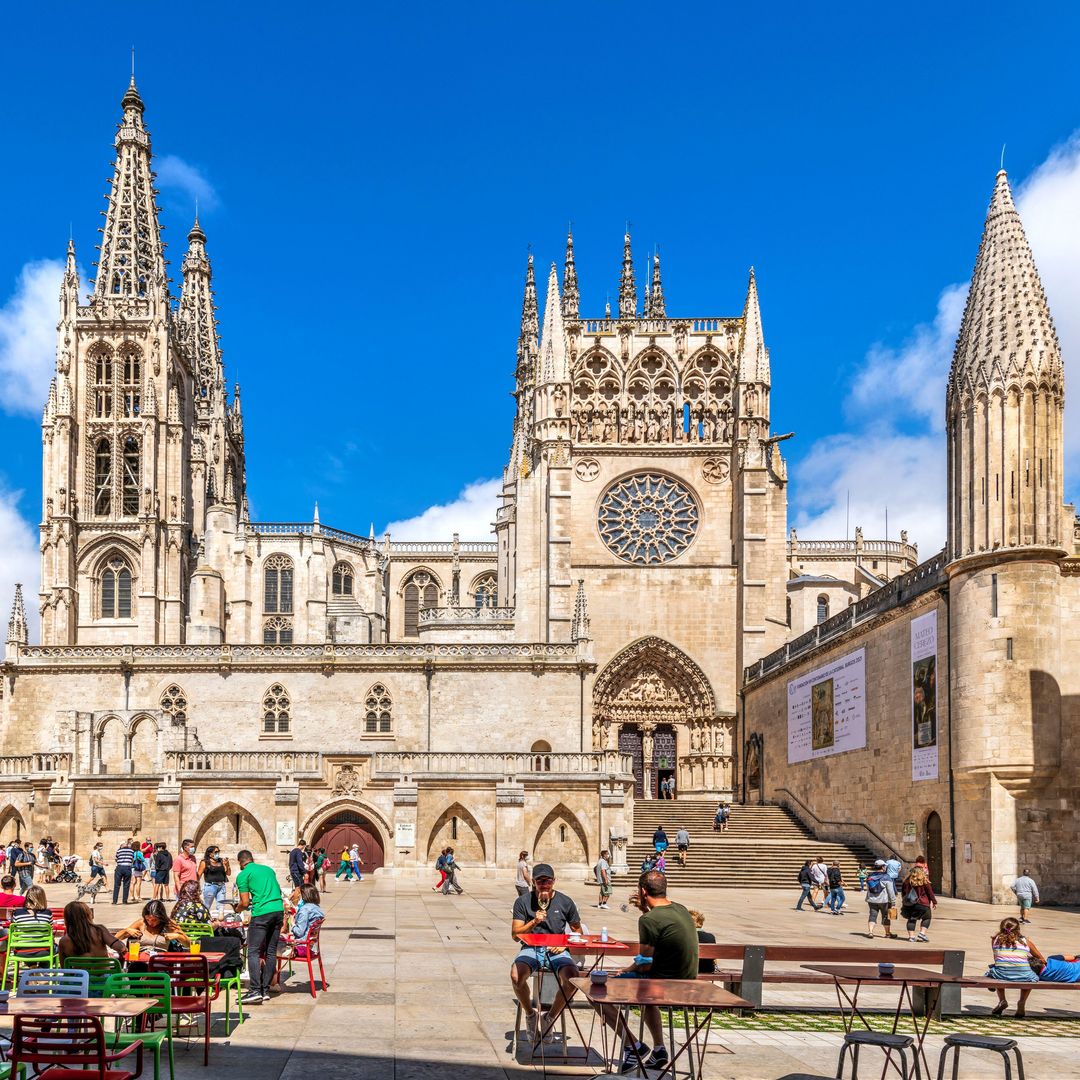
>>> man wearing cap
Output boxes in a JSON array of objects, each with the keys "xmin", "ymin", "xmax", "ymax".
[
  {"xmin": 865, "ymin": 859, "xmax": 897, "ymax": 939},
  {"xmin": 510, "ymin": 862, "xmax": 583, "ymax": 1046}
]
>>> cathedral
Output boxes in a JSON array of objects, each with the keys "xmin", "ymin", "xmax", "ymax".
[{"xmin": 9, "ymin": 78, "xmax": 1068, "ymax": 903}]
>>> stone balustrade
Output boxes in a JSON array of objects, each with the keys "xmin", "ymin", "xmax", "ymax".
[
  {"xmin": 419, "ymin": 606, "xmax": 515, "ymax": 625},
  {"xmin": 0, "ymin": 753, "xmax": 72, "ymax": 776},
  {"xmin": 787, "ymin": 537, "xmax": 919, "ymax": 560},
  {"xmin": 372, "ymin": 750, "xmax": 634, "ymax": 780},
  {"xmin": 163, "ymin": 750, "xmax": 322, "ymax": 775}
]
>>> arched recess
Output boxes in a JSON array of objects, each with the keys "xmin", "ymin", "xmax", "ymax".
[
  {"xmin": 426, "ymin": 802, "xmax": 486, "ymax": 863},
  {"xmin": 0, "ymin": 805, "xmax": 26, "ymax": 842},
  {"xmin": 95, "ymin": 715, "xmax": 126, "ymax": 773},
  {"xmin": 128, "ymin": 714, "xmax": 159, "ymax": 774},
  {"xmin": 532, "ymin": 803, "xmax": 589, "ymax": 867},
  {"xmin": 193, "ymin": 801, "xmax": 269, "ymax": 857},
  {"xmin": 301, "ymin": 798, "xmax": 394, "ymax": 859}
]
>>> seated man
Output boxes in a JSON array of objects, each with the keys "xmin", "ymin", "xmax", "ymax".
[
  {"xmin": 0, "ymin": 874, "xmax": 22, "ymax": 907},
  {"xmin": 594, "ymin": 869, "xmax": 699, "ymax": 1073},
  {"xmin": 510, "ymin": 862, "xmax": 582, "ymax": 1046}
]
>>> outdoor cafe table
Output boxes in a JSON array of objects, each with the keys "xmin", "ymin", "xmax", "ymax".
[
  {"xmin": 803, "ymin": 963, "xmax": 968, "ymax": 1078},
  {"xmin": 570, "ymin": 976, "xmax": 753, "ymax": 1079},
  {"xmin": 0, "ymin": 997, "xmax": 156, "ymax": 1019},
  {"xmin": 131, "ymin": 950, "xmax": 225, "ymax": 965}
]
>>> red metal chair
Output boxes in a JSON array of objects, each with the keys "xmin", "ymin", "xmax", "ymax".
[
  {"xmin": 148, "ymin": 953, "xmax": 217, "ymax": 1067},
  {"xmin": 9, "ymin": 1014, "xmax": 144, "ymax": 1080},
  {"xmin": 274, "ymin": 917, "xmax": 329, "ymax": 998}
]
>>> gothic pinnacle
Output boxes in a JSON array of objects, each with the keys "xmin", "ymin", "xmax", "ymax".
[
  {"xmin": 519, "ymin": 252, "xmax": 539, "ymax": 344},
  {"xmin": 618, "ymin": 230, "xmax": 637, "ymax": 318},
  {"xmin": 540, "ymin": 261, "xmax": 566, "ymax": 384},
  {"xmin": 7, "ymin": 583, "xmax": 27, "ymax": 646},
  {"xmin": 562, "ymin": 228, "xmax": 580, "ymax": 319},
  {"xmin": 121, "ymin": 74, "xmax": 144, "ymax": 114},
  {"xmin": 739, "ymin": 267, "xmax": 769, "ymax": 386},
  {"xmin": 650, "ymin": 251, "xmax": 666, "ymax": 317}
]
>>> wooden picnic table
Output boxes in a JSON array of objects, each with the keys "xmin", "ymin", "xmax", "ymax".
[{"xmin": 571, "ymin": 976, "xmax": 752, "ymax": 1079}]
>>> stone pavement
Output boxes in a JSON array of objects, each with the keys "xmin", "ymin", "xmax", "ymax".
[{"xmin": 25, "ymin": 874, "xmax": 1080, "ymax": 1078}]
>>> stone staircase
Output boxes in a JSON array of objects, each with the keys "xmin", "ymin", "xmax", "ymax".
[{"xmin": 616, "ymin": 800, "xmax": 876, "ymax": 889}]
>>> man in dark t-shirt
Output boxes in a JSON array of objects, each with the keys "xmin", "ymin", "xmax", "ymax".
[
  {"xmin": 594, "ymin": 869, "xmax": 698, "ymax": 1072},
  {"xmin": 510, "ymin": 862, "xmax": 582, "ymax": 1046}
]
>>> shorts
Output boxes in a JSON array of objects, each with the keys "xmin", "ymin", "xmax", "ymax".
[
  {"xmin": 677, "ymin": 844, "xmax": 688, "ymax": 852},
  {"xmin": 512, "ymin": 946, "xmax": 577, "ymax": 973},
  {"xmin": 599, "ymin": 883, "xmax": 613, "ymax": 897},
  {"xmin": 152, "ymin": 871, "xmax": 169, "ymax": 885},
  {"xmin": 1019, "ymin": 898, "xmax": 1033, "ymax": 910},
  {"xmin": 867, "ymin": 902, "xmax": 891, "ymax": 924}
]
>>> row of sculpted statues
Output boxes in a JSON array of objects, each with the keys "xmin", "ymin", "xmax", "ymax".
[{"xmin": 572, "ymin": 398, "xmax": 734, "ymax": 444}]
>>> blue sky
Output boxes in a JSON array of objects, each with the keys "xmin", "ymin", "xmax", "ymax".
[{"xmin": 1, "ymin": 2, "xmax": 1079, "ymax": 620}]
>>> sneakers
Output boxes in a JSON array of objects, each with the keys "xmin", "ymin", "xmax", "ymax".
[
  {"xmin": 644, "ymin": 1046, "xmax": 669, "ymax": 1068},
  {"xmin": 620, "ymin": 1043, "xmax": 649, "ymax": 1072},
  {"xmin": 240, "ymin": 990, "xmax": 265, "ymax": 1006},
  {"xmin": 917, "ymin": 933, "xmax": 930, "ymax": 941},
  {"xmin": 525, "ymin": 1012, "xmax": 539, "ymax": 1044}
]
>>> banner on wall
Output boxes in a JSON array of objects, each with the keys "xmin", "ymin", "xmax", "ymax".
[
  {"xmin": 787, "ymin": 648, "xmax": 866, "ymax": 764},
  {"xmin": 911, "ymin": 611, "xmax": 939, "ymax": 781}
]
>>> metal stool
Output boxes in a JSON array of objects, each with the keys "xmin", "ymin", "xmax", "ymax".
[
  {"xmin": 837, "ymin": 1030, "xmax": 922, "ymax": 1079},
  {"xmin": 936, "ymin": 1033, "xmax": 1025, "ymax": 1080},
  {"xmin": 511, "ymin": 970, "xmax": 568, "ymax": 1056}
]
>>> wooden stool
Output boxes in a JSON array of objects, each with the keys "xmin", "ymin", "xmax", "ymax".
[
  {"xmin": 837, "ymin": 1030, "xmax": 921, "ymax": 1079},
  {"xmin": 936, "ymin": 1033, "xmax": 1025, "ymax": 1080}
]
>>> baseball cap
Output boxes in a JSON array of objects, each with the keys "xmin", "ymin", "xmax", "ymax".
[
  {"xmin": 532, "ymin": 863, "xmax": 555, "ymax": 880},
  {"xmin": 874, "ymin": 859, "xmax": 886, "ymax": 867}
]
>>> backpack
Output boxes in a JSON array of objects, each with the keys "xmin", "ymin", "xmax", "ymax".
[
  {"xmin": 867, "ymin": 872, "xmax": 886, "ymax": 895},
  {"xmin": 132, "ymin": 850, "xmax": 146, "ymax": 871}
]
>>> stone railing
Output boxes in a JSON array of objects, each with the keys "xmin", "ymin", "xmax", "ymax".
[
  {"xmin": 745, "ymin": 549, "xmax": 947, "ymax": 683},
  {"xmin": 164, "ymin": 750, "xmax": 322, "ymax": 775},
  {"xmin": 372, "ymin": 750, "xmax": 634, "ymax": 780},
  {"xmin": 249, "ymin": 522, "xmax": 377, "ymax": 549},
  {"xmin": 0, "ymin": 753, "xmax": 72, "ymax": 776},
  {"xmin": 388, "ymin": 541, "xmax": 496, "ymax": 555},
  {"xmin": 787, "ymin": 537, "xmax": 919, "ymax": 561},
  {"xmin": 419, "ymin": 606, "xmax": 515, "ymax": 625},
  {"xmin": 576, "ymin": 316, "xmax": 735, "ymax": 335}
]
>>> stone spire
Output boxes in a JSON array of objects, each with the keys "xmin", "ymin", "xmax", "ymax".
[
  {"xmin": 59, "ymin": 238, "xmax": 80, "ymax": 324},
  {"xmin": 179, "ymin": 216, "xmax": 225, "ymax": 406},
  {"xmin": 948, "ymin": 170, "xmax": 1064, "ymax": 395},
  {"xmin": 739, "ymin": 268, "xmax": 769, "ymax": 385},
  {"xmin": 540, "ymin": 262, "xmax": 567, "ymax": 383},
  {"xmin": 571, "ymin": 579, "xmax": 591, "ymax": 641},
  {"xmin": 648, "ymin": 251, "xmax": 666, "ymax": 318},
  {"xmin": 562, "ymin": 229, "xmax": 580, "ymax": 319},
  {"xmin": 618, "ymin": 231, "xmax": 637, "ymax": 318},
  {"xmin": 92, "ymin": 77, "xmax": 168, "ymax": 306},
  {"xmin": 509, "ymin": 253, "xmax": 539, "ymax": 477},
  {"xmin": 6, "ymin": 584, "xmax": 27, "ymax": 646}
]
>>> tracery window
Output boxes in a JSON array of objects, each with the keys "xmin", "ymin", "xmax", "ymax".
[
  {"xmin": 262, "ymin": 683, "xmax": 291, "ymax": 734},
  {"xmin": 597, "ymin": 473, "xmax": 699, "ymax": 565},
  {"xmin": 94, "ymin": 439, "xmax": 113, "ymax": 517},
  {"xmin": 120, "ymin": 346, "xmax": 141, "ymax": 417},
  {"xmin": 472, "ymin": 573, "xmax": 497, "ymax": 609},
  {"xmin": 332, "ymin": 562, "xmax": 354, "ymax": 596},
  {"xmin": 263, "ymin": 616, "xmax": 294, "ymax": 645},
  {"xmin": 364, "ymin": 683, "xmax": 393, "ymax": 734},
  {"xmin": 160, "ymin": 684, "xmax": 188, "ymax": 726},
  {"xmin": 264, "ymin": 554, "xmax": 294, "ymax": 614},
  {"xmin": 402, "ymin": 571, "xmax": 439, "ymax": 637},
  {"xmin": 816, "ymin": 595, "xmax": 829, "ymax": 624},
  {"xmin": 92, "ymin": 349, "xmax": 114, "ymax": 418},
  {"xmin": 100, "ymin": 555, "xmax": 133, "ymax": 619},
  {"xmin": 121, "ymin": 436, "xmax": 140, "ymax": 516}
]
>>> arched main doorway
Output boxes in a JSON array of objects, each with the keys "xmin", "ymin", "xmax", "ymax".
[
  {"xmin": 925, "ymin": 811, "xmax": 943, "ymax": 892},
  {"xmin": 312, "ymin": 811, "xmax": 385, "ymax": 872}
]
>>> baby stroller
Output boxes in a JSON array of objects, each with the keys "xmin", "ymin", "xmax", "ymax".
[{"xmin": 55, "ymin": 855, "xmax": 82, "ymax": 883}]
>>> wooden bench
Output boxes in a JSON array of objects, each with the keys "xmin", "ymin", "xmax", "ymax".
[{"xmin": 698, "ymin": 944, "xmax": 965, "ymax": 1016}]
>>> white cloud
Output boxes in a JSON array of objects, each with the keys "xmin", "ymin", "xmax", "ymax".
[
  {"xmin": 0, "ymin": 259, "xmax": 64, "ymax": 417},
  {"xmin": 382, "ymin": 478, "xmax": 500, "ymax": 541},
  {"xmin": 794, "ymin": 132, "xmax": 1080, "ymax": 555},
  {"xmin": 154, "ymin": 155, "xmax": 219, "ymax": 211},
  {"xmin": 0, "ymin": 483, "xmax": 40, "ymax": 643}
]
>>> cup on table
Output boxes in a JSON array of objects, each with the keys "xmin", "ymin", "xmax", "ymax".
[
  {"xmin": 878, "ymin": 962, "xmax": 895, "ymax": 977},
  {"xmin": 189, "ymin": 939, "xmax": 201, "ymax": 955},
  {"xmin": 127, "ymin": 940, "xmax": 140, "ymax": 962},
  {"xmin": 590, "ymin": 970, "xmax": 609, "ymax": 985}
]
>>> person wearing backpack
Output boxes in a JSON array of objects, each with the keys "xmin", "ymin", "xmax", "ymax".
[
  {"xmin": 865, "ymin": 859, "xmax": 897, "ymax": 938},
  {"xmin": 900, "ymin": 865, "xmax": 937, "ymax": 941},
  {"xmin": 826, "ymin": 862, "xmax": 846, "ymax": 914},
  {"xmin": 796, "ymin": 859, "xmax": 822, "ymax": 911},
  {"xmin": 130, "ymin": 843, "xmax": 147, "ymax": 901}
]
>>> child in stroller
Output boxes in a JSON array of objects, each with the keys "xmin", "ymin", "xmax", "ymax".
[{"xmin": 55, "ymin": 855, "xmax": 82, "ymax": 883}]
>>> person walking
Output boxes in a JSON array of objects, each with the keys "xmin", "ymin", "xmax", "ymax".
[
  {"xmin": 288, "ymin": 840, "xmax": 307, "ymax": 889},
  {"xmin": 865, "ymin": 859, "xmax": 897, "ymax": 938},
  {"xmin": 10, "ymin": 840, "xmax": 32, "ymax": 895},
  {"xmin": 809, "ymin": 855, "xmax": 829, "ymax": 907},
  {"xmin": 199, "ymin": 845, "xmax": 231, "ymax": 913},
  {"xmin": 348, "ymin": 844, "xmax": 363, "ymax": 882},
  {"xmin": 432, "ymin": 848, "xmax": 448, "ymax": 891},
  {"xmin": 885, "ymin": 852, "xmax": 903, "ymax": 888},
  {"xmin": 857, "ymin": 864, "xmax": 868, "ymax": 892},
  {"xmin": 173, "ymin": 839, "xmax": 199, "ymax": 900},
  {"xmin": 653, "ymin": 826, "xmax": 669, "ymax": 856},
  {"xmin": 235, "ymin": 850, "xmax": 285, "ymax": 1005},
  {"xmin": 900, "ymin": 863, "xmax": 937, "ymax": 941},
  {"xmin": 675, "ymin": 827, "xmax": 690, "ymax": 867},
  {"xmin": 515, "ymin": 851, "xmax": 531, "ymax": 898},
  {"xmin": 796, "ymin": 860, "xmax": 822, "ymax": 911},
  {"xmin": 88, "ymin": 842, "xmax": 106, "ymax": 882},
  {"xmin": 112, "ymin": 838, "xmax": 135, "ymax": 905},
  {"xmin": 719, "ymin": 804, "xmax": 730, "ymax": 831},
  {"xmin": 441, "ymin": 847, "xmax": 464, "ymax": 894},
  {"xmin": 826, "ymin": 862, "xmax": 846, "ymax": 914},
  {"xmin": 151, "ymin": 842, "xmax": 173, "ymax": 901},
  {"xmin": 1012, "ymin": 869, "xmax": 1040, "ymax": 923},
  {"xmin": 335, "ymin": 846, "xmax": 353, "ymax": 882},
  {"xmin": 594, "ymin": 849, "xmax": 612, "ymax": 909}
]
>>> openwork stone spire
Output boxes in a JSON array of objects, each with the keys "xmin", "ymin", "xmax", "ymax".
[
  {"xmin": 93, "ymin": 78, "xmax": 168, "ymax": 305},
  {"xmin": 540, "ymin": 262, "xmax": 567, "ymax": 383},
  {"xmin": 739, "ymin": 267, "xmax": 769, "ymax": 385},
  {"xmin": 571, "ymin": 578, "xmax": 591, "ymax": 641},
  {"xmin": 618, "ymin": 231, "xmax": 637, "ymax": 318},
  {"xmin": 179, "ymin": 216, "xmax": 225, "ymax": 406},
  {"xmin": 647, "ymin": 251, "xmax": 666, "ymax": 317},
  {"xmin": 948, "ymin": 170, "xmax": 1064, "ymax": 395},
  {"xmin": 6, "ymin": 584, "xmax": 27, "ymax": 646},
  {"xmin": 562, "ymin": 229, "xmax": 579, "ymax": 319}
]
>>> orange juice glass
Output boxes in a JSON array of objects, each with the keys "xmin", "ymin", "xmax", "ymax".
[
  {"xmin": 189, "ymin": 939, "xmax": 201, "ymax": 955},
  {"xmin": 127, "ymin": 940, "xmax": 140, "ymax": 962}
]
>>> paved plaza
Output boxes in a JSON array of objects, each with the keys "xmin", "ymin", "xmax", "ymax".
[{"xmin": 26, "ymin": 872, "xmax": 1080, "ymax": 1078}]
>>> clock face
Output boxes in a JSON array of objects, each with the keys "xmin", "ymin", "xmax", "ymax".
[{"xmin": 597, "ymin": 473, "xmax": 700, "ymax": 565}]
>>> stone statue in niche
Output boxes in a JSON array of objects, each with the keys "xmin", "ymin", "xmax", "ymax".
[
  {"xmin": 553, "ymin": 386, "xmax": 566, "ymax": 417},
  {"xmin": 690, "ymin": 725, "xmax": 701, "ymax": 753},
  {"xmin": 602, "ymin": 406, "xmax": 616, "ymax": 443},
  {"xmin": 745, "ymin": 386, "xmax": 758, "ymax": 415}
]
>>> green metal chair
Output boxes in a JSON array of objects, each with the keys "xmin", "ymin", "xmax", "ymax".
[
  {"xmin": 179, "ymin": 922, "xmax": 244, "ymax": 1033},
  {"xmin": 1, "ymin": 924, "xmax": 56, "ymax": 991},
  {"xmin": 63, "ymin": 956, "xmax": 122, "ymax": 996},
  {"xmin": 103, "ymin": 970, "xmax": 175, "ymax": 1080}
]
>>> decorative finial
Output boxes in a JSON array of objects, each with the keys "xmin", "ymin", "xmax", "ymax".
[{"xmin": 1000, "ymin": 143, "xmax": 1006, "ymax": 172}]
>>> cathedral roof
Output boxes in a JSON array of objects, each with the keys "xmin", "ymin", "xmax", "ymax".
[{"xmin": 949, "ymin": 170, "xmax": 1063, "ymax": 396}]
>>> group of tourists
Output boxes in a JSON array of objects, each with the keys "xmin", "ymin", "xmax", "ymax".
[
  {"xmin": 1, "ymin": 837, "xmax": 65, "ymax": 893},
  {"xmin": 432, "ymin": 847, "xmax": 464, "ymax": 893}
]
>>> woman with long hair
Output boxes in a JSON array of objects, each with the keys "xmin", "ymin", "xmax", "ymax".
[
  {"xmin": 899, "ymin": 865, "xmax": 937, "ymax": 941},
  {"xmin": 986, "ymin": 916, "xmax": 1044, "ymax": 1017},
  {"xmin": 172, "ymin": 880, "xmax": 212, "ymax": 925},
  {"xmin": 58, "ymin": 900, "xmax": 124, "ymax": 961},
  {"xmin": 198, "ymin": 845, "xmax": 230, "ymax": 912},
  {"xmin": 116, "ymin": 899, "xmax": 190, "ymax": 951}
]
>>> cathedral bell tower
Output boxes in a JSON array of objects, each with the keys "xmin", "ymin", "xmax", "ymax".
[{"xmin": 39, "ymin": 78, "xmax": 195, "ymax": 645}]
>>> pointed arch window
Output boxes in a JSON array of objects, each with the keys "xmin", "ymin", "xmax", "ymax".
[
  {"xmin": 92, "ymin": 350, "xmax": 113, "ymax": 418},
  {"xmin": 262, "ymin": 683, "xmax": 291, "ymax": 734},
  {"xmin": 263, "ymin": 616, "xmax": 293, "ymax": 645},
  {"xmin": 402, "ymin": 571, "xmax": 439, "ymax": 637},
  {"xmin": 472, "ymin": 573, "xmax": 497, "ymax": 609},
  {"xmin": 121, "ymin": 436, "xmax": 140, "ymax": 516},
  {"xmin": 264, "ymin": 554, "xmax": 294, "ymax": 614},
  {"xmin": 160, "ymin": 684, "xmax": 188, "ymax": 726},
  {"xmin": 120, "ymin": 347, "xmax": 141, "ymax": 417},
  {"xmin": 364, "ymin": 683, "xmax": 393, "ymax": 734},
  {"xmin": 332, "ymin": 562, "xmax": 354, "ymax": 596},
  {"xmin": 94, "ymin": 439, "xmax": 113, "ymax": 517},
  {"xmin": 100, "ymin": 555, "xmax": 132, "ymax": 619},
  {"xmin": 816, "ymin": 595, "xmax": 830, "ymax": 624}
]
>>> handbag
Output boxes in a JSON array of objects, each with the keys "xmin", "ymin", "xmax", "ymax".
[{"xmin": 887, "ymin": 906, "xmax": 898, "ymax": 921}]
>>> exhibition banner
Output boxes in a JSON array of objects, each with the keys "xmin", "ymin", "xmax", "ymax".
[
  {"xmin": 787, "ymin": 648, "xmax": 866, "ymax": 763},
  {"xmin": 911, "ymin": 611, "xmax": 939, "ymax": 781}
]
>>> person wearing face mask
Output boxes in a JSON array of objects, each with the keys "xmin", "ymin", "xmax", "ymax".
[
  {"xmin": 172, "ymin": 838, "xmax": 199, "ymax": 900},
  {"xmin": 510, "ymin": 863, "xmax": 583, "ymax": 1046},
  {"xmin": 199, "ymin": 845, "xmax": 231, "ymax": 913}
]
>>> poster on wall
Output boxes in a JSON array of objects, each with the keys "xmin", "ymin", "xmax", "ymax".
[
  {"xmin": 911, "ymin": 611, "xmax": 939, "ymax": 781},
  {"xmin": 787, "ymin": 648, "xmax": 866, "ymax": 763}
]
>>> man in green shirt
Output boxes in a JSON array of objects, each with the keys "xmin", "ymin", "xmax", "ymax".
[
  {"xmin": 234, "ymin": 850, "xmax": 284, "ymax": 1004},
  {"xmin": 594, "ymin": 869, "xmax": 698, "ymax": 1073}
]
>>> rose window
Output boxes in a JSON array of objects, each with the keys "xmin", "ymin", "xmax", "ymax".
[{"xmin": 597, "ymin": 473, "xmax": 700, "ymax": 564}]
